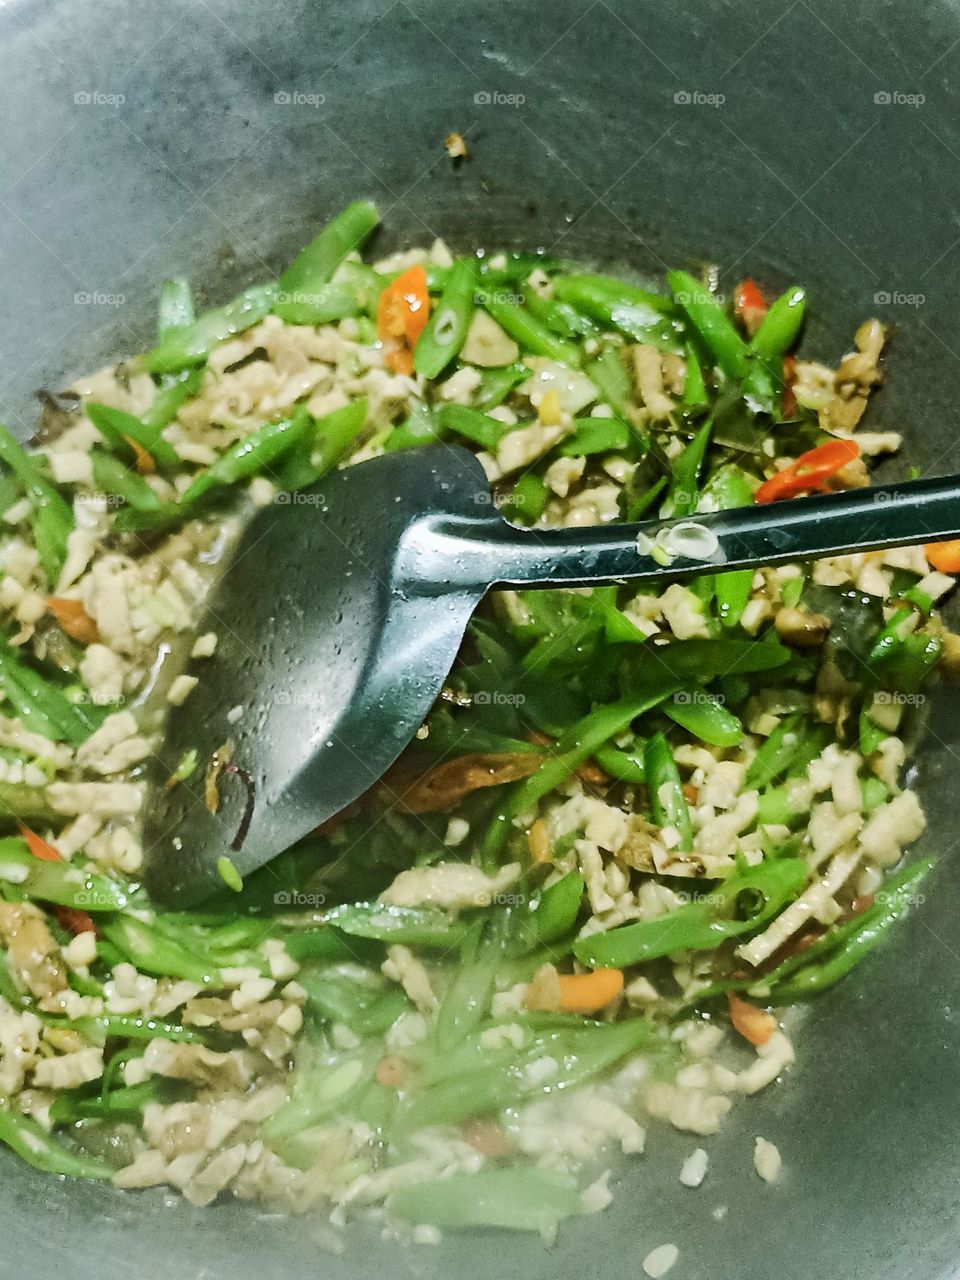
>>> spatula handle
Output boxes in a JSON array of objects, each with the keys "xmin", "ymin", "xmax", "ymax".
[{"xmin": 433, "ymin": 472, "xmax": 960, "ymax": 590}]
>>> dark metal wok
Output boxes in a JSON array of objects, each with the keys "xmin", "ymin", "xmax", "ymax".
[{"xmin": 1, "ymin": 2, "xmax": 959, "ymax": 1277}]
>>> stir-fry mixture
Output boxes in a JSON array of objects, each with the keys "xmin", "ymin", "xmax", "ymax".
[{"xmin": 0, "ymin": 201, "xmax": 954, "ymax": 1239}]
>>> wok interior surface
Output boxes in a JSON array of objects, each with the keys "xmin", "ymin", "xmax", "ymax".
[{"xmin": 2, "ymin": 1, "xmax": 960, "ymax": 1276}]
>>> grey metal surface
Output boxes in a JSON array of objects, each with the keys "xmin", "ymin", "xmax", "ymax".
[
  {"xmin": 1, "ymin": 0, "xmax": 959, "ymax": 1276},
  {"xmin": 144, "ymin": 446, "xmax": 960, "ymax": 904}
]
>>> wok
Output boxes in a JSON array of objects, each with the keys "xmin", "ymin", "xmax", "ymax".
[{"xmin": 1, "ymin": 2, "xmax": 958, "ymax": 1277}]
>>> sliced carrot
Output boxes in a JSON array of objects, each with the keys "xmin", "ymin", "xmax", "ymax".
[
  {"xmin": 727, "ymin": 991, "xmax": 777, "ymax": 1046},
  {"xmin": 122, "ymin": 434, "xmax": 155, "ymax": 475},
  {"xmin": 555, "ymin": 968, "xmax": 624, "ymax": 1015},
  {"xmin": 377, "ymin": 265, "xmax": 430, "ymax": 374},
  {"xmin": 925, "ymin": 539, "xmax": 960, "ymax": 573},
  {"xmin": 19, "ymin": 825, "xmax": 96, "ymax": 935},
  {"xmin": 47, "ymin": 597, "xmax": 99, "ymax": 645},
  {"xmin": 19, "ymin": 823, "xmax": 62, "ymax": 862},
  {"xmin": 754, "ymin": 438, "xmax": 860, "ymax": 504},
  {"xmin": 733, "ymin": 278, "xmax": 768, "ymax": 337}
]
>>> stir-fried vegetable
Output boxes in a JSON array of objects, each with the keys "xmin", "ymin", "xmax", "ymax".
[{"xmin": 0, "ymin": 202, "xmax": 940, "ymax": 1231}]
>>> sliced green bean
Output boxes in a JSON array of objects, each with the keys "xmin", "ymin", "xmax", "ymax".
[
  {"xmin": 481, "ymin": 294, "xmax": 581, "ymax": 366},
  {"xmin": 0, "ymin": 425, "xmax": 73, "ymax": 583},
  {"xmin": 397, "ymin": 1017, "xmax": 663, "ymax": 1134},
  {"xmin": 0, "ymin": 641, "xmax": 100, "ymax": 744},
  {"xmin": 389, "ymin": 1169, "xmax": 583, "ymax": 1231},
  {"xmin": 530, "ymin": 870, "xmax": 584, "ymax": 946},
  {"xmin": 574, "ymin": 858, "xmax": 807, "ymax": 968},
  {"xmin": 0, "ymin": 782, "xmax": 59, "ymax": 824},
  {"xmin": 483, "ymin": 679, "xmax": 681, "ymax": 860},
  {"xmin": 558, "ymin": 417, "xmax": 634, "ymax": 457},
  {"xmin": 278, "ymin": 200, "xmax": 379, "ymax": 298},
  {"xmin": 502, "ymin": 472, "xmax": 548, "ymax": 526},
  {"xmin": 523, "ymin": 290, "xmax": 599, "ymax": 340},
  {"xmin": 139, "ymin": 369, "xmax": 204, "ymax": 434},
  {"xmin": 664, "ymin": 416, "xmax": 713, "ymax": 517},
  {"xmin": 414, "ymin": 258, "xmax": 477, "ymax": 378},
  {"xmin": 100, "ymin": 917, "xmax": 220, "ymax": 984},
  {"xmin": 668, "ymin": 270, "xmax": 747, "ymax": 379},
  {"xmin": 274, "ymin": 399, "xmax": 368, "ymax": 491},
  {"xmin": 745, "ymin": 713, "xmax": 810, "ymax": 788},
  {"xmin": 475, "ymin": 362, "xmax": 528, "ymax": 409},
  {"xmin": 178, "ymin": 408, "xmax": 313, "ymax": 506},
  {"xmin": 771, "ymin": 857, "xmax": 932, "ymax": 1000},
  {"xmin": 665, "ymin": 691, "xmax": 743, "ymax": 746},
  {"xmin": 0, "ymin": 837, "xmax": 130, "ymax": 910},
  {"xmin": 298, "ymin": 969, "xmax": 409, "ymax": 1035},
  {"xmin": 593, "ymin": 742, "xmax": 646, "ymax": 783},
  {"xmin": 383, "ymin": 400, "xmax": 444, "ymax": 452},
  {"xmin": 321, "ymin": 901, "xmax": 469, "ymax": 949},
  {"xmin": 90, "ymin": 449, "xmax": 159, "ymax": 512},
  {"xmin": 157, "ymin": 277, "xmax": 195, "ymax": 337},
  {"xmin": 586, "ymin": 348, "xmax": 631, "ymax": 414},
  {"xmin": 715, "ymin": 570, "xmax": 753, "ymax": 627},
  {"xmin": 0, "ymin": 1104, "xmax": 112, "ymax": 1179},
  {"xmin": 750, "ymin": 286, "xmax": 806, "ymax": 361},
  {"xmin": 554, "ymin": 274, "xmax": 680, "ymax": 349},
  {"xmin": 683, "ymin": 339, "xmax": 708, "ymax": 405},
  {"xmin": 273, "ymin": 281, "xmax": 360, "ymax": 325},
  {"xmin": 644, "ymin": 731, "xmax": 692, "ymax": 849},
  {"xmin": 436, "ymin": 404, "xmax": 508, "ymax": 452},
  {"xmin": 142, "ymin": 283, "xmax": 278, "ymax": 375},
  {"xmin": 86, "ymin": 401, "xmax": 181, "ymax": 470}
]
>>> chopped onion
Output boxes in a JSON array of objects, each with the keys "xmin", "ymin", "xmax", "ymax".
[{"xmin": 657, "ymin": 521, "xmax": 722, "ymax": 562}]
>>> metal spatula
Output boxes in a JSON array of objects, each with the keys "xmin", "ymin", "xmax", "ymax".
[{"xmin": 142, "ymin": 444, "xmax": 960, "ymax": 905}]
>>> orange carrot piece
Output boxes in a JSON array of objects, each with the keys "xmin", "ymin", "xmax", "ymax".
[
  {"xmin": 47, "ymin": 597, "xmax": 99, "ymax": 645},
  {"xmin": 925, "ymin": 539, "xmax": 960, "ymax": 573},
  {"xmin": 555, "ymin": 968, "xmax": 624, "ymax": 1015},
  {"xmin": 728, "ymin": 991, "xmax": 777, "ymax": 1046},
  {"xmin": 122, "ymin": 434, "xmax": 155, "ymax": 475},
  {"xmin": 377, "ymin": 265, "xmax": 430, "ymax": 374}
]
